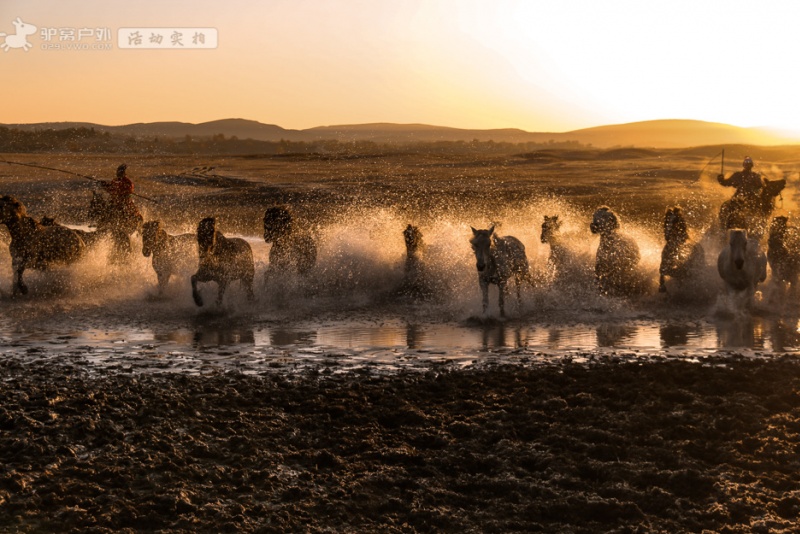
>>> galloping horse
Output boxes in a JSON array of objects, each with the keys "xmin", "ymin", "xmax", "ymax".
[
  {"xmin": 191, "ymin": 217, "xmax": 255, "ymax": 307},
  {"xmin": 0, "ymin": 195, "xmax": 86, "ymax": 296},
  {"xmin": 590, "ymin": 206, "xmax": 641, "ymax": 296},
  {"xmin": 263, "ymin": 206, "xmax": 317, "ymax": 277},
  {"xmin": 141, "ymin": 220, "xmax": 197, "ymax": 295},
  {"xmin": 540, "ymin": 215, "xmax": 573, "ymax": 278},
  {"xmin": 658, "ymin": 206, "xmax": 705, "ymax": 293},
  {"xmin": 470, "ymin": 225, "xmax": 529, "ymax": 317},
  {"xmin": 767, "ymin": 216, "xmax": 800, "ymax": 291},
  {"xmin": 87, "ymin": 190, "xmax": 143, "ymax": 260},
  {"xmin": 718, "ymin": 178, "xmax": 785, "ymax": 240},
  {"xmin": 717, "ymin": 228, "xmax": 767, "ymax": 302}
]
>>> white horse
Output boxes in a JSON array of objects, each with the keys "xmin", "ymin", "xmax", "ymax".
[
  {"xmin": 590, "ymin": 206, "xmax": 641, "ymax": 296},
  {"xmin": 470, "ymin": 225, "xmax": 529, "ymax": 317},
  {"xmin": 658, "ymin": 206, "xmax": 705, "ymax": 293},
  {"xmin": 717, "ymin": 229, "xmax": 767, "ymax": 303},
  {"xmin": 141, "ymin": 221, "xmax": 197, "ymax": 295}
]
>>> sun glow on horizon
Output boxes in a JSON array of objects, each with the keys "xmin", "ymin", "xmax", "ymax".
[{"xmin": 2, "ymin": 0, "xmax": 800, "ymax": 133}]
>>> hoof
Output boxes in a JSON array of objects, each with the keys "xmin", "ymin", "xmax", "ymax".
[{"xmin": 192, "ymin": 293, "xmax": 204, "ymax": 307}]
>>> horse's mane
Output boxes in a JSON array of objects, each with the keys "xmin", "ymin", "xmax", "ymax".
[
  {"xmin": 591, "ymin": 206, "xmax": 620, "ymax": 234},
  {"xmin": 197, "ymin": 217, "xmax": 218, "ymax": 253}
]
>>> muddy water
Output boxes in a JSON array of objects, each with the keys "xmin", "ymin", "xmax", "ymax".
[{"xmin": 1, "ymin": 207, "xmax": 799, "ymax": 375}]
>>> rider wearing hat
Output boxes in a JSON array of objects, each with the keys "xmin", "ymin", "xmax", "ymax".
[
  {"xmin": 718, "ymin": 156, "xmax": 765, "ymax": 206},
  {"xmin": 101, "ymin": 164, "xmax": 135, "ymax": 205}
]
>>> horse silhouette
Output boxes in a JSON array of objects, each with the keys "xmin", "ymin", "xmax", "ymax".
[
  {"xmin": 658, "ymin": 206, "xmax": 705, "ymax": 293},
  {"xmin": 191, "ymin": 217, "xmax": 255, "ymax": 307},
  {"xmin": 767, "ymin": 216, "xmax": 800, "ymax": 292},
  {"xmin": 470, "ymin": 225, "xmax": 529, "ymax": 317},
  {"xmin": 718, "ymin": 178, "xmax": 785, "ymax": 240},
  {"xmin": 263, "ymin": 206, "xmax": 317, "ymax": 277},
  {"xmin": 0, "ymin": 195, "xmax": 86, "ymax": 296},
  {"xmin": 1, "ymin": 18, "xmax": 37, "ymax": 52},
  {"xmin": 87, "ymin": 190, "xmax": 143, "ymax": 261},
  {"xmin": 141, "ymin": 221, "xmax": 197, "ymax": 295},
  {"xmin": 590, "ymin": 206, "xmax": 641, "ymax": 296}
]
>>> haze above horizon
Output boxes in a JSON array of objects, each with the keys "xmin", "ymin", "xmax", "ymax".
[{"xmin": 2, "ymin": 0, "xmax": 800, "ymax": 135}]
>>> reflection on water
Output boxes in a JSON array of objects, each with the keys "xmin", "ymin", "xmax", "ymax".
[
  {"xmin": 4, "ymin": 315, "xmax": 800, "ymax": 356},
  {"xmin": 156, "ymin": 317, "xmax": 800, "ymax": 353}
]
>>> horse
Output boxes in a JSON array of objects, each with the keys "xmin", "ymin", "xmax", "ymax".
[
  {"xmin": 191, "ymin": 217, "xmax": 255, "ymax": 307},
  {"xmin": 87, "ymin": 190, "xmax": 143, "ymax": 261},
  {"xmin": 717, "ymin": 229, "xmax": 767, "ymax": 302},
  {"xmin": 141, "ymin": 221, "xmax": 197, "ymax": 295},
  {"xmin": 40, "ymin": 216, "xmax": 104, "ymax": 248},
  {"xmin": 263, "ymin": 206, "xmax": 317, "ymax": 277},
  {"xmin": 470, "ymin": 225, "xmax": 529, "ymax": 317},
  {"xmin": 718, "ymin": 178, "xmax": 786, "ymax": 240},
  {"xmin": 767, "ymin": 216, "xmax": 800, "ymax": 291},
  {"xmin": 590, "ymin": 206, "xmax": 641, "ymax": 296},
  {"xmin": 658, "ymin": 206, "xmax": 705, "ymax": 293},
  {"xmin": 0, "ymin": 195, "xmax": 86, "ymax": 296},
  {"xmin": 540, "ymin": 215, "xmax": 575, "ymax": 278},
  {"xmin": 395, "ymin": 224, "xmax": 434, "ymax": 299}
]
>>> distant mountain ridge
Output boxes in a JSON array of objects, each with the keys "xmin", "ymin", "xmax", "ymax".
[{"xmin": 3, "ymin": 118, "xmax": 798, "ymax": 148}]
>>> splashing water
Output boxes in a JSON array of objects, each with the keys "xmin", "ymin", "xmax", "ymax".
[{"xmin": 1, "ymin": 198, "xmax": 799, "ymax": 374}]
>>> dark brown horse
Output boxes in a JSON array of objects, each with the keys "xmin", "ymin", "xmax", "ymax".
[
  {"xmin": 263, "ymin": 206, "xmax": 317, "ymax": 276},
  {"xmin": 87, "ymin": 190, "xmax": 143, "ymax": 260},
  {"xmin": 719, "ymin": 178, "xmax": 785, "ymax": 239},
  {"xmin": 658, "ymin": 207, "xmax": 705, "ymax": 293},
  {"xmin": 0, "ymin": 195, "xmax": 86, "ymax": 296},
  {"xmin": 141, "ymin": 220, "xmax": 197, "ymax": 295},
  {"xmin": 767, "ymin": 216, "xmax": 800, "ymax": 291},
  {"xmin": 191, "ymin": 217, "xmax": 255, "ymax": 307}
]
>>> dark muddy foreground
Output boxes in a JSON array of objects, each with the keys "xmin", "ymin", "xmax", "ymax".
[{"xmin": 1, "ymin": 357, "xmax": 800, "ymax": 533}]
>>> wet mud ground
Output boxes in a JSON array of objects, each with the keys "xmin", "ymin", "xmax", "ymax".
[{"xmin": 2, "ymin": 356, "xmax": 800, "ymax": 533}]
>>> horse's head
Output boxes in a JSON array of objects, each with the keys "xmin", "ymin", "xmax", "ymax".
[
  {"xmin": 404, "ymin": 224, "xmax": 423, "ymax": 256},
  {"xmin": 664, "ymin": 207, "xmax": 689, "ymax": 243},
  {"xmin": 197, "ymin": 217, "xmax": 218, "ymax": 256},
  {"xmin": 0, "ymin": 195, "xmax": 26, "ymax": 224},
  {"xmin": 470, "ymin": 226, "xmax": 495, "ymax": 272},
  {"xmin": 541, "ymin": 215, "xmax": 562, "ymax": 244},
  {"xmin": 728, "ymin": 229, "xmax": 749, "ymax": 270},
  {"xmin": 764, "ymin": 178, "xmax": 786, "ymax": 198},
  {"xmin": 590, "ymin": 206, "xmax": 619, "ymax": 236},
  {"xmin": 141, "ymin": 220, "xmax": 163, "ymax": 257},
  {"xmin": 263, "ymin": 206, "xmax": 293, "ymax": 243}
]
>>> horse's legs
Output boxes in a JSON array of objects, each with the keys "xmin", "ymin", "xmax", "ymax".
[
  {"xmin": 479, "ymin": 277, "xmax": 489, "ymax": 314},
  {"xmin": 215, "ymin": 279, "xmax": 228, "ymax": 306},
  {"xmin": 658, "ymin": 274, "xmax": 667, "ymax": 293},
  {"xmin": 12, "ymin": 259, "xmax": 27, "ymax": 296},
  {"xmin": 191, "ymin": 273, "xmax": 204, "ymax": 306},
  {"xmin": 156, "ymin": 270, "xmax": 171, "ymax": 296},
  {"xmin": 498, "ymin": 280, "xmax": 507, "ymax": 318}
]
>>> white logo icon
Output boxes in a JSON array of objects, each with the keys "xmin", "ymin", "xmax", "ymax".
[{"xmin": 1, "ymin": 17, "xmax": 37, "ymax": 52}]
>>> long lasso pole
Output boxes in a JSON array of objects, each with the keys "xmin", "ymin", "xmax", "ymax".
[{"xmin": 0, "ymin": 159, "xmax": 159, "ymax": 203}]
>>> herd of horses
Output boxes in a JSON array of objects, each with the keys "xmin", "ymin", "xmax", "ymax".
[{"xmin": 0, "ymin": 175, "xmax": 797, "ymax": 316}]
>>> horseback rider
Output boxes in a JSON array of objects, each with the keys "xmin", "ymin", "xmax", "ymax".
[
  {"xmin": 718, "ymin": 156, "xmax": 765, "ymax": 208},
  {"xmin": 100, "ymin": 164, "xmax": 136, "ymax": 215},
  {"xmin": 95, "ymin": 164, "xmax": 141, "ymax": 258}
]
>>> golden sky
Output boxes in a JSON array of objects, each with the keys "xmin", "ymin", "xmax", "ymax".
[{"xmin": 2, "ymin": 0, "xmax": 799, "ymax": 132}]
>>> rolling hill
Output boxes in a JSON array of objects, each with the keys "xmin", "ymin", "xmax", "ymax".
[{"xmin": 3, "ymin": 118, "xmax": 798, "ymax": 148}]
